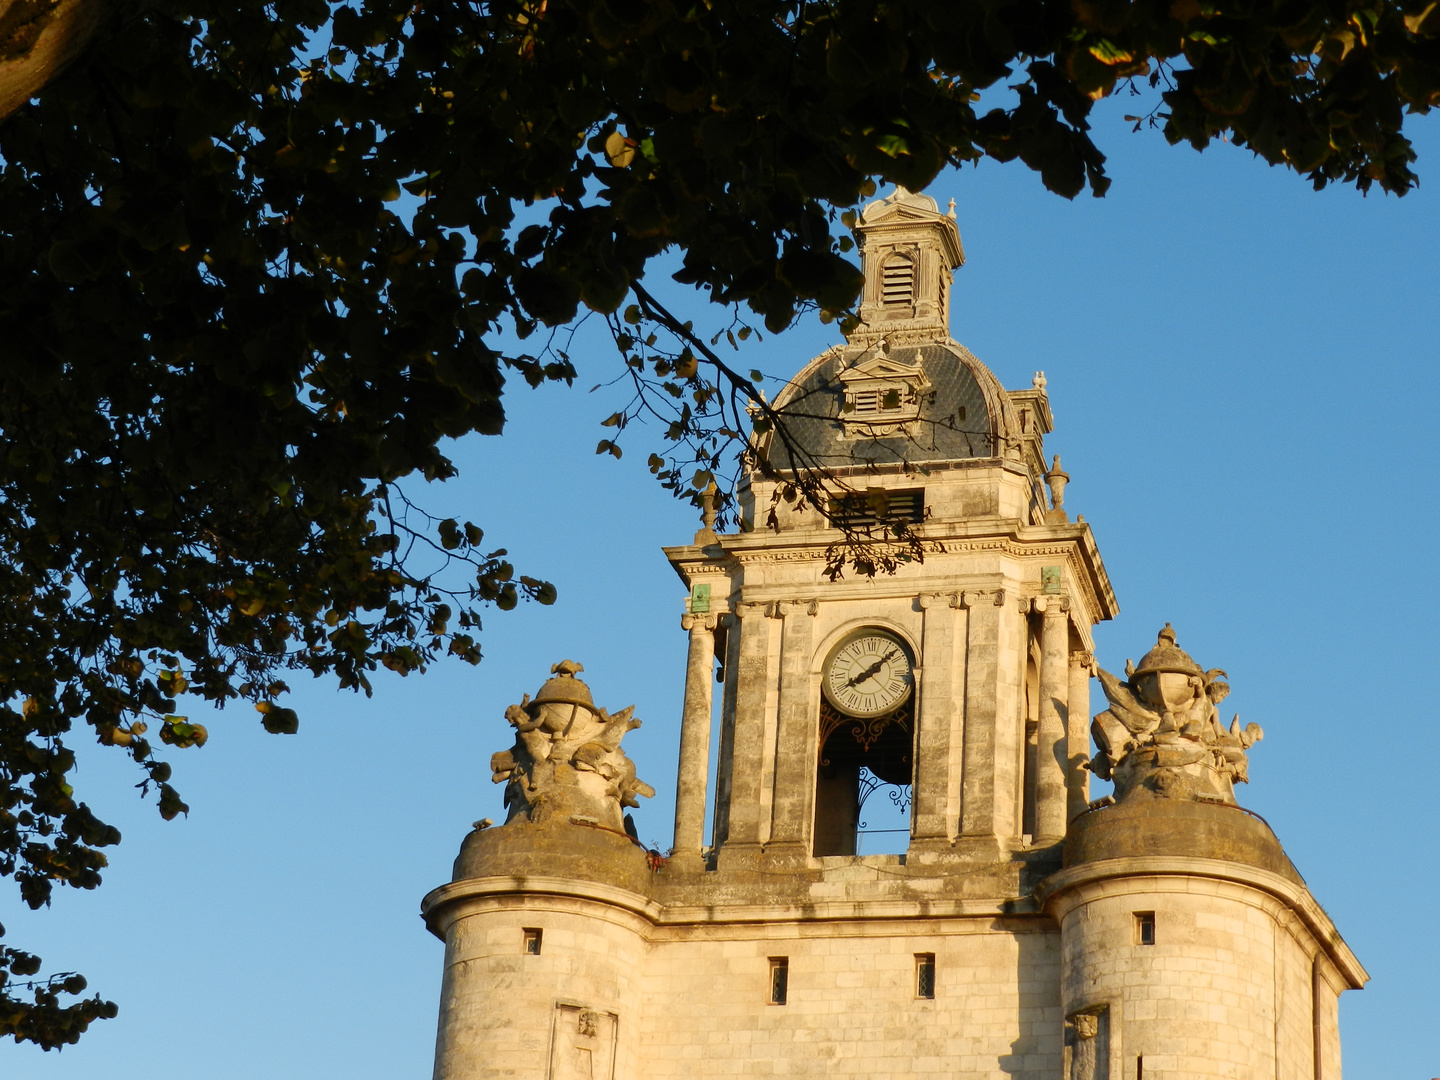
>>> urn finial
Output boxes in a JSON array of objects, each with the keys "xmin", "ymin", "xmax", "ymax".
[{"xmin": 694, "ymin": 482, "xmax": 720, "ymax": 546}]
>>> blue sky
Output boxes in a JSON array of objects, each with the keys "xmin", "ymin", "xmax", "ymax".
[{"xmin": 6, "ymin": 98, "xmax": 1439, "ymax": 1078}]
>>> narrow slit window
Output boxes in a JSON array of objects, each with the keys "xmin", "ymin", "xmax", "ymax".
[
  {"xmin": 768, "ymin": 957, "xmax": 789, "ymax": 1005},
  {"xmin": 522, "ymin": 927, "xmax": 543, "ymax": 955},
  {"xmin": 915, "ymin": 954, "xmax": 935, "ymax": 999},
  {"xmin": 1135, "ymin": 911, "xmax": 1155, "ymax": 946},
  {"xmin": 1137, "ymin": 1055, "xmax": 1144, "ymax": 1080}
]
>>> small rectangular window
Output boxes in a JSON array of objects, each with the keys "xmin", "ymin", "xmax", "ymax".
[
  {"xmin": 768, "ymin": 957, "xmax": 789, "ymax": 1005},
  {"xmin": 915, "ymin": 954, "xmax": 935, "ymax": 999},
  {"xmin": 523, "ymin": 928, "xmax": 543, "ymax": 955},
  {"xmin": 1135, "ymin": 912, "xmax": 1155, "ymax": 946}
]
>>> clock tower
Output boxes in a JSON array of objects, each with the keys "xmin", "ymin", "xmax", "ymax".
[
  {"xmin": 423, "ymin": 188, "xmax": 1366, "ymax": 1080},
  {"xmin": 665, "ymin": 185, "xmax": 1117, "ymax": 875}
]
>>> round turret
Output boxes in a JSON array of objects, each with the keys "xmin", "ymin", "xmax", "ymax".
[{"xmin": 1041, "ymin": 630, "xmax": 1364, "ymax": 1078}]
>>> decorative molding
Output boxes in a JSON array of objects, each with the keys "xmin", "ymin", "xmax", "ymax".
[
  {"xmin": 835, "ymin": 345, "xmax": 932, "ymax": 440},
  {"xmin": 722, "ymin": 535, "xmax": 1110, "ymax": 626},
  {"xmin": 548, "ymin": 1001, "xmax": 618, "ymax": 1080},
  {"xmin": 956, "ymin": 588, "xmax": 1006, "ymax": 609},
  {"xmin": 917, "ymin": 592, "xmax": 960, "ymax": 611},
  {"xmin": 1032, "ymin": 595, "xmax": 1071, "ymax": 615}
]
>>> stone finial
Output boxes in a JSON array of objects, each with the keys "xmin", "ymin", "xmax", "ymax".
[
  {"xmin": 1044, "ymin": 454, "xmax": 1070, "ymax": 524},
  {"xmin": 489, "ymin": 661, "xmax": 655, "ymax": 830},
  {"xmin": 694, "ymin": 482, "xmax": 720, "ymax": 546},
  {"xmin": 946, "ymin": 197, "xmax": 957, "ymax": 220},
  {"xmin": 1086, "ymin": 626, "xmax": 1264, "ymax": 806},
  {"xmin": 1032, "ymin": 371, "xmax": 1047, "ymax": 391}
]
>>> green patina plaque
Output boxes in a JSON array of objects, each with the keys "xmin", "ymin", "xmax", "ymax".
[
  {"xmin": 1041, "ymin": 566, "xmax": 1062, "ymax": 595},
  {"xmin": 690, "ymin": 583, "xmax": 711, "ymax": 612}
]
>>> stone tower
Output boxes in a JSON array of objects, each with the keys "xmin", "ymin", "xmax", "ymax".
[{"xmin": 422, "ymin": 189, "xmax": 1366, "ymax": 1080}]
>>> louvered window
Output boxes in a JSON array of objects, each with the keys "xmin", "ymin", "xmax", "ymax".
[
  {"xmin": 849, "ymin": 388, "xmax": 904, "ymax": 415},
  {"xmin": 830, "ymin": 489, "xmax": 924, "ymax": 530},
  {"xmin": 881, "ymin": 253, "xmax": 915, "ymax": 307}
]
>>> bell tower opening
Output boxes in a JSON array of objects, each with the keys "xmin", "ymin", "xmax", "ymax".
[{"xmin": 813, "ymin": 629, "xmax": 915, "ymax": 857}]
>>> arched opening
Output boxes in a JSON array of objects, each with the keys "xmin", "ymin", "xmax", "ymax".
[{"xmin": 812, "ymin": 700, "xmax": 913, "ymax": 856}]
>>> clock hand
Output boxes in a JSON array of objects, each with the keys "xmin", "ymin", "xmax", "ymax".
[{"xmin": 846, "ymin": 652, "xmax": 900, "ymax": 688}]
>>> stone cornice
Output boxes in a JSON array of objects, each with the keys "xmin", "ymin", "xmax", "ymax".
[
  {"xmin": 668, "ymin": 519, "xmax": 1116, "ymax": 625},
  {"xmin": 1035, "ymin": 855, "xmax": 1368, "ymax": 990},
  {"xmin": 421, "ymin": 873, "xmax": 1046, "ymax": 940}
]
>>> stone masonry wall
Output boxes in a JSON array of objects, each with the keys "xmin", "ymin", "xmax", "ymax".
[
  {"xmin": 433, "ymin": 897, "xmax": 1063, "ymax": 1080},
  {"xmin": 640, "ymin": 917, "xmax": 1060, "ymax": 1079},
  {"xmin": 1057, "ymin": 875, "xmax": 1331, "ymax": 1080},
  {"xmin": 431, "ymin": 897, "xmax": 650, "ymax": 1080}
]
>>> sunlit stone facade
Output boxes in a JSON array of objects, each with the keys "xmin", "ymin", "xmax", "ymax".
[{"xmin": 422, "ymin": 189, "xmax": 1365, "ymax": 1080}]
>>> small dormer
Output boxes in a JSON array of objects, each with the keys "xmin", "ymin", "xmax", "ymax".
[
  {"xmin": 837, "ymin": 344, "xmax": 932, "ymax": 439},
  {"xmin": 851, "ymin": 187, "xmax": 965, "ymax": 345}
]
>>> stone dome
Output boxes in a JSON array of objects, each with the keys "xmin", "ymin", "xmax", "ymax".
[{"xmin": 763, "ymin": 339, "xmax": 1021, "ymax": 472}]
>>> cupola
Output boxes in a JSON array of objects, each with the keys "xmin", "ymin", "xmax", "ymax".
[{"xmin": 851, "ymin": 186, "xmax": 965, "ymax": 344}]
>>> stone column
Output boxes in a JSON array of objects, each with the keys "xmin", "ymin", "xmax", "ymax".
[
  {"xmin": 1067, "ymin": 650, "xmax": 1094, "ymax": 821},
  {"xmin": 672, "ymin": 612, "xmax": 719, "ymax": 867},
  {"xmin": 718, "ymin": 600, "xmax": 773, "ymax": 861},
  {"xmin": 911, "ymin": 593, "xmax": 959, "ymax": 845},
  {"xmin": 960, "ymin": 589, "xmax": 1002, "ymax": 840},
  {"xmin": 765, "ymin": 600, "xmax": 818, "ymax": 861},
  {"xmin": 1034, "ymin": 595, "xmax": 1070, "ymax": 844}
]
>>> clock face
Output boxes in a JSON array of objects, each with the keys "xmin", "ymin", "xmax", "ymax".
[{"xmin": 823, "ymin": 631, "xmax": 914, "ymax": 718}]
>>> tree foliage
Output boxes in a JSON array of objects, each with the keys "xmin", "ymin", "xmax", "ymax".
[{"xmin": 1, "ymin": 0, "xmax": 1437, "ymax": 1047}]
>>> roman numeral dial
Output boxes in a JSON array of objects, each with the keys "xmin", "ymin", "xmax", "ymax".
[{"xmin": 822, "ymin": 630, "xmax": 914, "ymax": 718}]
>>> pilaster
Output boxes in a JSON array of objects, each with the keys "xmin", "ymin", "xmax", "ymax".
[
  {"xmin": 766, "ymin": 599, "xmax": 820, "ymax": 864},
  {"xmin": 959, "ymin": 588, "xmax": 1006, "ymax": 848},
  {"xmin": 911, "ymin": 592, "xmax": 962, "ymax": 848},
  {"xmin": 716, "ymin": 600, "xmax": 776, "ymax": 869}
]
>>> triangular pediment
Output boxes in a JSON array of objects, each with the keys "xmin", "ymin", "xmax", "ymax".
[
  {"xmin": 859, "ymin": 186, "xmax": 941, "ymax": 225},
  {"xmin": 862, "ymin": 203, "xmax": 936, "ymax": 226},
  {"xmin": 839, "ymin": 351, "xmax": 928, "ymax": 385}
]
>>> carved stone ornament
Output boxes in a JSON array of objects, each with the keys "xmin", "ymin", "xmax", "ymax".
[
  {"xmin": 489, "ymin": 660, "xmax": 655, "ymax": 829},
  {"xmin": 1086, "ymin": 624, "xmax": 1264, "ymax": 806},
  {"xmin": 836, "ymin": 341, "xmax": 932, "ymax": 439}
]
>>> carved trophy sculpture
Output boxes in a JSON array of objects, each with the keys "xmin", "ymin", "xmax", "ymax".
[
  {"xmin": 489, "ymin": 660, "xmax": 655, "ymax": 830},
  {"xmin": 1087, "ymin": 625, "xmax": 1264, "ymax": 805}
]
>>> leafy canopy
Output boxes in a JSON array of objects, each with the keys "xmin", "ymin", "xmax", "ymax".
[{"xmin": 1, "ymin": 0, "xmax": 1437, "ymax": 1048}]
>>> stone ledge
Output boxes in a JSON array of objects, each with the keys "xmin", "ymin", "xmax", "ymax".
[{"xmin": 422, "ymin": 871, "xmax": 1059, "ymax": 942}]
